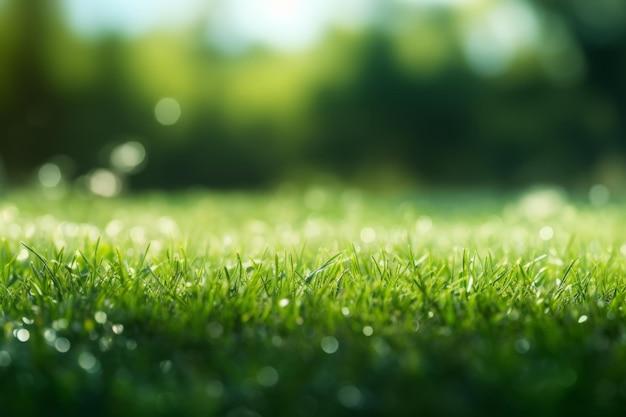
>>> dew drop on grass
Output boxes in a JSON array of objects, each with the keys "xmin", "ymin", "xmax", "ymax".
[
  {"xmin": 578, "ymin": 315, "xmax": 588, "ymax": 324},
  {"xmin": 362, "ymin": 326, "xmax": 373, "ymax": 337},
  {"xmin": 337, "ymin": 385, "xmax": 362, "ymax": 408},
  {"xmin": 257, "ymin": 366, "xmax": 279, "ymax": 387},
  {"xmin": 279, "ymin": 298, "xmax": 290, "ymax": 308},
  {"xmin": 341, "ymin": 307, "xmax": 350, "ymax": 317},
  {"xmin": 321, "ymin": 336, "xmax": 339, "ymax": 354},
  {"xmin": 112, "ymin": 324, "xmax": 124, "ymax": 335}
]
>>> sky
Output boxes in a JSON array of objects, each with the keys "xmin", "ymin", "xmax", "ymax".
[
  {"xmin": 60, "ymin": 0, "xmax": 479, "ymax": 52},
  {"xmin": 57, "ymin": 0, "xmax": 576, "ymax": 79}
]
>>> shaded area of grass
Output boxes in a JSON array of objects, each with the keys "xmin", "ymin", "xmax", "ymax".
[{"xmin": 1, "ymin": 188, "xmax": 626, "ymax": 416}]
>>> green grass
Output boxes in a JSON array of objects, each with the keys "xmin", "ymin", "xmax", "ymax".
[{"xmin": 1, "ymin": 187, "xmax": 626, "ymax": 416}]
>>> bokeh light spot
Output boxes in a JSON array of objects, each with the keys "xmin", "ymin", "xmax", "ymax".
[
  {"xmin": 539, "ymin": 226, "xmax": 554, "ymax": 241},
  {"xmin": 16, "ymin": 329, "xmax": 30, "ymax": 342},
  {"xmin": 154, "ymin": 98, "xmax": 181, "ymax": 125},
  {"xmin": 55, "ymin": 337, "xmax": 71, "ymax": 353},
  {"xmin": 256, "ymin": 366, "xmax": 279, "ymax": 387},
  {"xmin": 206, "ymin": 379, "xmax": 224, "ymax": 397},
  {"xmin": 514, "ymin": 338, "xmax": 530, "ymax": 354},
  {"xmin": 321, "ymin": 336, "xmax": 339, "ymax": 354},
  {"xmin": 38, "ymin": 163, "xmax": 62, "ymax": 188},
  {"xmin": 110, "ymin": 141, "xmax": 146, "ymax": 173},
  {"xmin": 94, "ymin": 311, "xmax": 107, "ymax": 324},
  {"xmin": 78, "ymin": 351, "xmax": 100, "ymax": 373},
  {"xmin": 337, "ymin": 385, "xmax": 362, "ymax": 408},
  {"xmin": 360, "ymin": 227, "xmax": 376, "ymax": 243},
  {"xmin": 89, "ymin": 169, "xmax": 122, "ymax": 197},
  {"xmin": 17, "ymin": 249, "xmax": 29, "ymax": 262},
  {"xmin": 589, "ymin": 184, "xmax": 610, "ymax": 206}
]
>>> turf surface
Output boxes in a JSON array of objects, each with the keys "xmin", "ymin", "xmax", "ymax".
[{"xmin": 1, "ymin": 187, "xmax": 625, "ymax": 416}]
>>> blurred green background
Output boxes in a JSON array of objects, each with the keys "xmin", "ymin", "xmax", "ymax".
[{"xmin": 1, "ymin": 0, "xmax": 625, "ymax": 195}]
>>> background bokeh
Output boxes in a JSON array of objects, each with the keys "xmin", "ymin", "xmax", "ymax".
[{"xmin": 1, "ymin": 0, "xmax": 625, "ymax": 195}]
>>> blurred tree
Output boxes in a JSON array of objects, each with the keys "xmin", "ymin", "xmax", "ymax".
[
  {"xmin": 0, "ymin": 0, "xmax": 58, "ymax": 181},
  {"xmin": 0, "ymin": 1, "xmax": 625, "ymax": 190}
]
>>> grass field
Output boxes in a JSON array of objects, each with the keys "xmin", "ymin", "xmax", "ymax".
[{"xmin": 1, "ymin": 187, "xmax": 626, "ymax": 416}]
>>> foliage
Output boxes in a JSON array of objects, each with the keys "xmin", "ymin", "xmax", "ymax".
[{"xmin": 1, "ymin": 1, "xmax": 626, "ymax": 188}]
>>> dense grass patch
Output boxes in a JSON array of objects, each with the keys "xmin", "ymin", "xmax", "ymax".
[{"xmin": 1, "ymin": 188, "xmax": 626, "ymax": 416}]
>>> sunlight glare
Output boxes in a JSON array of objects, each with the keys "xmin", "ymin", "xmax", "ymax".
[
  {"xmin": 61, "ymin": 0, "xmax": 207, "ymax": 38},
  {"xmin": 209, "ymin": 0, "xmax": 332, "ymax": 53},
  {"xmin": 463, "ymin": 0, "xmax": 540, "ymax": 77},
  {"xmin": 397, "ymin": 0, "xmax": 478, "ymax": 6}
]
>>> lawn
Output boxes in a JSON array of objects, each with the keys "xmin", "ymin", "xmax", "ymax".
[{"xmin": 1, "ymin": 187, "xmax": 625, "ymax": 416}]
